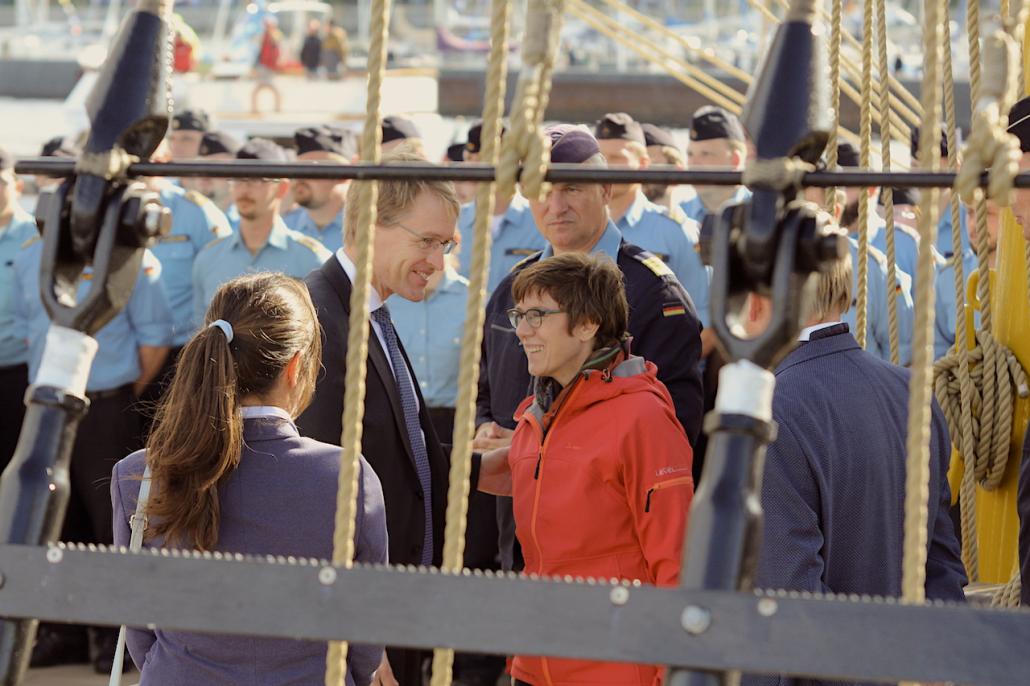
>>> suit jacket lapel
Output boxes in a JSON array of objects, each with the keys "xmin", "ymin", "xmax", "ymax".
[{"xmin": 334, "ymin": 261, "xmax": 417, "ymax": 465}]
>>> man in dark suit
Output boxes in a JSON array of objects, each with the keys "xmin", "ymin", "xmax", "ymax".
[
  {"xmin": 297, "ymin": 148, "xmax": 466, "ymax": 686},
  {"xmin": 740, "ymin": 246, "xmax": 967, "ymax": 686}
]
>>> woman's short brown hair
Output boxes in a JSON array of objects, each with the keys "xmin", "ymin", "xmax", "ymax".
[{"xmin": 511, "ymin": 253, "xmax": 629, "ymax": 349}]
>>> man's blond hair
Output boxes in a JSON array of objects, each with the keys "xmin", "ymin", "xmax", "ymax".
[
  {"xmin": 344, "ymin": 148, "xmax": 460, "ymax": 242},
  {"xmin": 802, "ymin": 246, "xmax": 853, "ymax": 323}
]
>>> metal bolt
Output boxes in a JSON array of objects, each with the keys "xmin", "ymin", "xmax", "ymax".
[
  {"xmin": 757, "ymin": 598, "xmax": 778, "ymax": 617},
  {"xmin": 143, "ymin": 205, "xmax": 172, "ymax": 238},
  {"xmin": 46, "ymin": 548, "xmax": 63, "ymax": 564},
  {"xmin": 609, "ymin": 586, "xmax": 629, "ymax": 606},
  {"xmin": 318, "ymin": 567, "xmax": 337, "ymax": 586},
  {"xmin": 681, "ymin": 605, "xmax": 711, "ymax": 635}
]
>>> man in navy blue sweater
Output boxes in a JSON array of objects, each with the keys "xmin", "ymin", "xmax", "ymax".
[{"xmin": 740, "ymin": 245, "xmax": 967, "ymax": 685}]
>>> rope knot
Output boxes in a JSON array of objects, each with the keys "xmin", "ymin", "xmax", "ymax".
[{"xmin": 742, "ymin": 157, "xmax": 815, "ymax": 192}]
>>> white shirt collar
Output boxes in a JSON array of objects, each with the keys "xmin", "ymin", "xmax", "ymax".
[
  {"xmin": 240, "ymin": 406, "xmax": 294, "ymax": 421},
  {"xmin": 798, "ymin": 321, "xmax": 844, "ymax": 342},
  {"xmin": 335, "ymin": 248, "xmax": 385, "ymax": 312}
]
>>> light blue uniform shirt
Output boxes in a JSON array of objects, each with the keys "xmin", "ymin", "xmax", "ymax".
[
  {"xmin": 390, "ymin": 267, "xmax": 469, "ymax": 408},
  {"xmin": 192, "ymin": 216, "xmax": 331, "ymax": 326},
  {"xmin": 934, "ymin": 248, "xmax": 980, "ymax": 359},
  {"xmin": 226, "ymin": 204, "xmax": 241, "ymax": 232},
  {"xmin": 867, "ymin": 217, "xmax": 944, "ymax": 296},
  {"xmin": 616, "ymin": 190, "xmax": 711, "ymax": 326},
  {"xmin": 152, "ymin": 186, "xmax": 232, "ymax": 346},
  {"xmin": 678, "ymin": 186, "xmax": 752, "ymax": 225},
  {"xmin": 284, "ymin": 206, "xmax": 345, "ymax": 253},
  {"xmin": 14, "ymin": 241, "xmax": 173, "ymax": 392},
  {"xmin": 456, "ymin": 193, "xmax": 547, "ymax": 295},
  {"xmin": 0, "ymin": 208, "xmax": 40, "ymax": 366},
  {"xmin": 937, "ymin": 202, "xmax": 970, "ymax": 258},
  {"xmin": 843, "ymin": 238, "xmax": 915, "ymax": 365}
]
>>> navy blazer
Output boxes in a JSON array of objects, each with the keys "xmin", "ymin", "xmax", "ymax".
[
  {"xmin": 111, "ymin": 416, "xmax": 388, "ymax": 686},
  {"xmin": 744, "ymin": 328, "xmax": 967, "ymax": 686}
]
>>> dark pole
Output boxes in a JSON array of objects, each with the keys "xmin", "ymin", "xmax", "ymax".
[
  {"xmin": 0, "ymin": 0, "xmax": 172, "ymax": 680},
  {"xmin": 667, "ymin": 0, "xmax": 834, "ymax": 684}
]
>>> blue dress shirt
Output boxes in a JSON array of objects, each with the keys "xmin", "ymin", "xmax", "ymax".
[
  {"xmin": 152, "ymin": 186, "xmax": 232, "ymax": 346},
  {"xmin": 192, "ymin": 217, "xmax": 331, "ymax": 326},
  {"xmin": 390, "ymin": 267, "xmax": 470, "ymax": 408},
  {"xmin": 284, "ymin": 206, "xmax": 345, "ymax": 253},
  {"xmin": 678, "ymin": 185, "xmax": 752, "ymax": 225},
  {"xmin": 0, "ymin": 208, "xmax": 40, "ymax": 366},
  {"xmin": 14, "ymin": 241, "xmax": 173, "ymax": 392},
  {"xmin": 616, "ymin": 190, "xmax": 711, "ymax": 326},
  {"xmin": 456, "ymin": 193, "xmax": 547, "ymax": 295}
]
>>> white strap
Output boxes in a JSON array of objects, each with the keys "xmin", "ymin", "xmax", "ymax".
[{"xmin": 110, "ymin": 463, "xmax": 152, "ymax": 686}]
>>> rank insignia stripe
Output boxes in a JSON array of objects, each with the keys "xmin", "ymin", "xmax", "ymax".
[{"xmin": 505, "ymin": 248, "xmax": 538, "ymax": 256}]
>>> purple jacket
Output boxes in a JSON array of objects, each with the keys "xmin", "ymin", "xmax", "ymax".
[{"xmin": 112, "ymin": 414, "xmax": 388, "ymax": 686}]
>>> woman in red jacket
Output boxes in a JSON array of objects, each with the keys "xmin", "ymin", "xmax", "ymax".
[{"xmin": 506, "ymin": 253, "xmax": 694, "ymax": 686}]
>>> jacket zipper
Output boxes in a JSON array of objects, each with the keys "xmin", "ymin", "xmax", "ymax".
[
  {"xmin": 526, "ymin": 382, "xmax": 584, "ymax": 686},
  {"xmin": 644, "ymin": 476, "xmax": 694, "ymax": 513}
]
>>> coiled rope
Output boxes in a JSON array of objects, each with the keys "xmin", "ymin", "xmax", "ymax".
[
  {"xmin": 934, "ymin": 3, "xmax": 1030, "ymax": 599},
  {"xmin": 324, "ymin": 0, "xmax": 391, "ymax": 679},
  {"xmin": 427, "ymin": 0, "xmax": 511, "ymax": 681}
]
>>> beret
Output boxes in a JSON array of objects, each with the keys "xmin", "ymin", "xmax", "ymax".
[
  {"xmin": 236, "ymin": 137, "xmax": 288, "ymax": 162},
  {"xmin": 171, "ymin": 109, "xmax": 210, "ymax": 133},
  {"xmin": 690, "ymin": 106, "xmax": 744, "ymax": 142},
  {"xmin": 198, "ymin": 131, "xmax": 241, "ymax": 157},
  {"xmin": 545, "ymin": 124, "xmax": 601, "ymax": 164},
  {"xmin": 1007, "ymin": 96, "xmax": 1030, "ymax": 153},
  {"xmin": 595, "ymin": 112, "xmax": 645, "ymax": 146},
  {"xmin": 382, "ymin": 115, "xmax": 421, "ymax": 143}
]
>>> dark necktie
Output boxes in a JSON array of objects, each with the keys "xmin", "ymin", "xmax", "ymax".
[{"xmin": 371, "ymin": 305, "xmax": 434, "ymax": 566}]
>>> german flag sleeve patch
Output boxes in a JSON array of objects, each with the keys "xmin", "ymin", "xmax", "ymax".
[{"xmin": 663, "ymin": 302, "xmax": 686, "ymax": 317}]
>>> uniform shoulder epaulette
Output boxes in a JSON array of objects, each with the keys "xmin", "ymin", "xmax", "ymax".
[
  {"xmin": 293, "ymin": 233, "xmax": 330, "ymax": 256},
  {"xmin": 204, "ymin": 235, "xmax": 230, "ymax": 250},
  {"xmin": 626, "ymin": 244, "xmax": 674, "ymax": 279},
  {"xmin": 20, "ymin": 235, "xmax": 41, "ymax": 250},
  {"xmin": 657, "ymin": 203, "xmax": 691, "ymax": 227},
  {"xmin": 184, "ymin": 189, "xmax": 214, "ymax": 208}
]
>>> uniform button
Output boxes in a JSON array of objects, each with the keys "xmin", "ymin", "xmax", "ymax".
[{"xmin": 420, "ymin": 381, "xmax": 427, "ymax": 388}]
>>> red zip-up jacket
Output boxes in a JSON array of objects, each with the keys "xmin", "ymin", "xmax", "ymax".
[{"xmin": 508, "ymin": 355, "xmax": 694, "ymax": 686}]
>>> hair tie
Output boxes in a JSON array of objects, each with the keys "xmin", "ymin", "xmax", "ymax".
[{"xmin": 208, "ymin": 319, "xmax": 234, "ymax": 343}]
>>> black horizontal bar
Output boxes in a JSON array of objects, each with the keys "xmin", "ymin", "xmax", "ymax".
[
  {"xmin": 12, "ymin": 157, "xmax": 1023, "ymax": 189},
  {"xmin": 0, "ymin": 543, "xmax": 1027, "ymax": 685}
]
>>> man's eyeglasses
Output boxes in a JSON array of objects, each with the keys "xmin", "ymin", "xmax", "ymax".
[
  {"xmin": 506, "ymin": 307, "xmax": 564, "ymax": 329},
  {"xmin": 391, "ymin": 221, "xmax": 457, "ymax": 255}
]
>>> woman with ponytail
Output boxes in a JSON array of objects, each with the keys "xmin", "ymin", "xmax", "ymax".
[{"xmin": 111, "ymin": 272, "xmax": 388, "ymax": 685}]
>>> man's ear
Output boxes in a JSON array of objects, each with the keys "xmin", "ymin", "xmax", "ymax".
[
  {"xmin": 600, "ymin": 183, "xmax": 614, "ymax": 204},
  {"xmin": 276, "ymin": 179, "xmax": 291, "ymax": 199}
]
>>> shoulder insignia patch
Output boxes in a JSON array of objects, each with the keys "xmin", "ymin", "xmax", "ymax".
[
  {"xmin": 662, "ymin": 302, "xmax": 687, "ymax": 318},
  {"xmin": 157, "ymin": 234, "xmax": 189, "ymax": 243},
  {"xmin": 505, "ymin": 248, "xmax": 539, "ymax": 257},
  {"xmin": 20, "ymin": 235, "xmax": 41, "ymax": 250}
]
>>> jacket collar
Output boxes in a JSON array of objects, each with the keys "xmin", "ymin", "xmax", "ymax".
[
  {"xmin": 540, "ymin": 221, "xmax": 623, "ymax": 261},
  {"xmin": 775, "ymin": 327, "xmax": 860, "ymax": 376},
  {"xmin": 242, "ymin": 414, "xmax": 299, "ymax": 442},
  {"xmin": 617, "ymin": 190, "xmax": 652, "ymax": 230},
  {"xmin": 229, "ymin": 216, "xmax": 292, "ymax": 252}
]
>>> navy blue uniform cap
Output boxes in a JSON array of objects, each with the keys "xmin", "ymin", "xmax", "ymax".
[
  {"xmin": 236, "ymin": 137, "xmax": 288, "ymax": 162},
  {"xmin": 595, "ymin": 112, "xmax": 646, "ymax": 146},
  {"xmin": 545, "ymin": 124, "xmax": 601, "ymax": 164},
  {"xmin": 199, "ymin": 131, "xmax": 241, "ymax": 157},
  {"xmin": 690, "ymin": 106, "xmax": 744, "ymax": 142}
]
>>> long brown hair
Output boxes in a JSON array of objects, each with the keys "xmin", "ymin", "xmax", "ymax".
[{"xmin": 145, "ymin": 273, "xmax": 321, "ymax": 550}]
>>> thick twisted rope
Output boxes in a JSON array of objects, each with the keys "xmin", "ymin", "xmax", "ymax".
[
  {"xmin": 990, "ymin": 569, "xmax": 1022, "ymax": 607},
  {"xmin": 825, "ymin": 0, "xmax": 842, "ymax": 209},
  {"xmin": 939, "ymin": 0, "xmax": 980, "ymax": 579},
  {"xmin": 324, "ymin": 0, "xmax": 390, "ymax": 680},
  {"xmin": 854, "ymin": 0, "xmax": 874, "ymax": 349},
  {"xmin": 875, "ymin": 0, "xmax": 899, "ymax": 364},
  {"xmin": 496, "ymin": 0, "xmax": 564, "ymax": 205},
  {"xmin": 427, "ymin": 0, "xmax": 510, "ymax": 682},
  {"xmin": 900, "ymin": 0, "xmax": 944, "ymax": 614}
]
